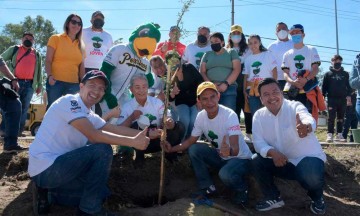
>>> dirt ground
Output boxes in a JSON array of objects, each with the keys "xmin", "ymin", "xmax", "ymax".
[{"xmin": 0, "ymin": 138, "xmax": 360, "ymax": 216}]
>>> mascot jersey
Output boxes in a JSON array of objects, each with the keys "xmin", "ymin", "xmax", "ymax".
[
  {"xmin": 100, "ymin": 44, "xmax": 151, "ymax": 113},
  {"xmin": 99, "ymin": 23, "xmax": 161, "ymax": 115}
]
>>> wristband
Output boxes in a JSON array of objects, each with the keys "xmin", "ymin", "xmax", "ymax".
[
  {"xmin": 11, "ymin": 78, "xmax": 18, "ymax": 82},
  {"xmin": 223, "ymin": 80, "xmax": 230, "ymax": 87}
]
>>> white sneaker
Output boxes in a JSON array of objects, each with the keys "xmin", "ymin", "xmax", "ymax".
[
  {"xmin": 326, "ymin": 133, "xmax": 333, "ymax": 143},
  {"xmin": 244, "ymin": 134, "xmax": 252, "ymax": 143},
  {"xmin": 334, "ymin": 133, "xmax": 346, "ymax": 142}
]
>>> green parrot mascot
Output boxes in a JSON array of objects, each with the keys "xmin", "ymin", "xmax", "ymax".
[{"xmin": 99, "ymin": 23, "xmax": 161, "ymax": 115}]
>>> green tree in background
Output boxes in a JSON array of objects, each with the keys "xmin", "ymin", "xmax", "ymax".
[{"xmin": 0, "ymin": 15, "xmax": 57, "ymax": 54}]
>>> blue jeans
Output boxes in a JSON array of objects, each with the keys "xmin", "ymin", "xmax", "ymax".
[
  {"xmin": 0, "ymin": 94, "xmax": 21, "ymax": 149},
  {"xmin": 176, "ymin": 104, "xmax": 198, "ymax": 139},
  {"xmin": 251, "ymin": 154, "xmax": 325, "ymax": 201},
  {"xmin": 46, "ymin": 79, "xmax": 80, "ymax": 109},
  {"xmin": 219, "ymin": 84, "xmax": 237, "ymax": 112},
  {"xmin": 18, "ymin": 80, "xmax": 34, "ymax": 131},
  {"xmin": 246, "ymin": 89, "xmax": 263, "ymax": 116},
  {"xmin": 32, "ymin": 144, "xmax": 113, "ymax": 214},
  {"xmin": 356, "ymin": 98, "xmax": 360, "ymax": 124},
  {"xmin": 188, "ymin": 143, "xmax": 249, "ymax": 192}
]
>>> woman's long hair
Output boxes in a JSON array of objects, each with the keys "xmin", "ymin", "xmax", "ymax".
[{"xmin": 63, "ymin": 14, "xmax": 85, "ymax": 54}]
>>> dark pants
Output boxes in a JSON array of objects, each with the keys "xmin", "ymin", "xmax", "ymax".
[
  {"xmin": 285, "ymin": 92, "xmax": 313, "ymax": 113},
  {"xmin": 342, "ymin": 106, "xmax": 358, "ymax": 141},
  {"xmin": 251, "ymin": 154, "xmax": 325, "ymax": 201},
  {"xmin": 235, "ymin": 81, "xmax": 252, "ymax": 134},
  {"xmin": 0, "ymin": 94, "xmax": 21, "ymax": 149},
  {"xmin": 131, "ymin": 121, "xmax": 185, "ymax": 161},
  {"xmin": 327, "ymin": 97, "xmax": 346, "ymax": 134}
]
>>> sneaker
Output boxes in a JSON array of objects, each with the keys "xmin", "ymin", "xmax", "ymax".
[
  {"xmin": 255, "ymin": 196, "xmax": 285, "ymax": 211},
  {"xmin": 244, "ymin": 134, "xmax": 252, "ymax": 143},
  {"xmin": 334, "ymin": 133, "xmax": 346, "ymax": 142},
  {"xmin": 32, "ymin": 181, "xmax": 50, "ymax": 215},
  {"xmin": 3, "ymin": 145, "xmax": 28, "ymax": 153},
  {"xmin": 310, "ymin": 197, "xmax": 326, "ymax": 215},
  {"xmin": 233, "ymin": 190, "xmax": 248, "ymax": 205},
  {"xmin": 326, "ymin": 133, "xmax": 333, "ymax": 143},
  {"xmin": 76, "ymin": 208, "xmax": 118, "ymax": 216},
  {"xmin": 191, "ymin": 185, "xmax": 217, "ymax": 198}
]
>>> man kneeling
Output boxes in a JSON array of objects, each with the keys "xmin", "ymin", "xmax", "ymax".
[
  {"xmin": 251, "ymin": 78, "xmax": 326, "ymax": 214},
  {"xmin": 28, "ymin": 70, "xmax": 150, "ymax": 216},
  {"xmin": 117, "ymin": 73, "xmax": 184, "ymax": 165},
  {"xmin": 164, "ymin": 81, "xmax": 252, "ymax": 206}
]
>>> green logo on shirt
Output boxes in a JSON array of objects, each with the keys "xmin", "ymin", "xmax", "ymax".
[
  {"xmin": 145, "ymin": 114, "xmax": 157, "ymax": 124},
  {"xmin": 195, "ymin": 52, "xmax": 205, "ymax": 67},
  {"xmin": 92, "ymin": 36, "xmax": 103, "ymax": 48},
  {"xmin": 251, "ymin": 61, "xmax": 262, "ymax": 75},
  {"xmin": 208, "ymin": 130, "xmax": 219, "ymax": 148},
  {"xmin": 294, "ymin": 55, "xmax": 305, "ymax": 69}
]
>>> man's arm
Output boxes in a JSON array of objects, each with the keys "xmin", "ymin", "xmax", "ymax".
[
  {"xmin": 0, "ymin": 57, "xmax": 19, "ymax": 91},
  {"xmin": 71, "ymin": 118, "xmax": 149, "ymax": 150},
  {"xmin": 165, "ymin": 136, "xmax": 198, "ymax": 153}
]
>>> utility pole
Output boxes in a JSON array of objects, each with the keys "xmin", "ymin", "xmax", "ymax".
[
  {"xmin": 231, "ymin": 0, "xmax": 234, "ymax": 25},
  {"xmin": 335, "ymin": 0, "xmax": 339, "ymax": 55}
]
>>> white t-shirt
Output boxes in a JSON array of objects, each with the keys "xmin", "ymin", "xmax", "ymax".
[
  {"xmin": 252, "ymin": 99, "xmax": 326, "ymax": 166},
  {"xmin": 282, "ymin": 45, "xmax": 320, "ymax": 91},
  {"xmin": 182, "ymin": 41, "xmax": 212, "ymax": 69},
  {"xmin": 244, "ymin": 51, "xmax": 277, "ymax": 83},
  {"xmin": 82, "ymin": 27, "xmax": 113, "ymax": 69},
  {"xmin": 28, "ymin": 94, "xmax": 106, "ymax": 177},
  {"xmin": 99, "ymin": 44, "xmax": 152, "ymax": 114},
  {"xmin": 117, "ymin": 96, "xmax": 171, "ymax": 127},
  {"xmin": 191, "ymin": 105, "xmax": 252, "ymax": 160},
  {"xmin": 148, "ymin": 73, "xmax": 164, "ymax": 96},
  {"xmin": 267, "ymin": 39, "xmax": 293, "ymax": 81}
]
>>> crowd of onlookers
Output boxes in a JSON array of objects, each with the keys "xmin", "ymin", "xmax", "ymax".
[{"xmin": 1, "ymin": 10, "xmax": 360, "ymax": 216}]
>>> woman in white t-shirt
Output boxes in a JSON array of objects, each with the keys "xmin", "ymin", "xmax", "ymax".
[{"xmin": 243, "ymin": 35, "xmax": 277, "ymax": 115}]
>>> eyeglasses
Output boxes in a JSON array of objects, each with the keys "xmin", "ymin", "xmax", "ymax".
[{"xmin": 70, "ymin": 20, "xmax": 82, "ymax": 26}]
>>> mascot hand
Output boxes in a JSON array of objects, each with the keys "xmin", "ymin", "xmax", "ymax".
[
  {"xmin": 145, "ymin": 72, "xmax": 154, "ymax": 88},
  {"xmin": 103, "ymin": 92, "xmax": 118, "ymax": 109}
]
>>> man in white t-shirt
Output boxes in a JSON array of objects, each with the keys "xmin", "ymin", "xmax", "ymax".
[
  {"xmin": 28, "ymin": 70, "xmax": 149, "ymax": 215},
  {"xmin": 267, "ymin": 22, "xmax": 293, "ymax": 90},
  {"xmin": 251, "ymin": 78, "xmax": 326, "ymax": 214},
  {"xmin": 163, "ymin": 81, "xmax": 252, "ymax": 206},
  {"xmin": 82, "ymin": 11, "xmax": 113, "ymax": 72},
  {"xmin": 282, "ymin": 24, "xmax": 321, "ymax": 108},
  {"xmin": 182, "ymin": 26, "xmax": 212, "ymax": 69},
  {"xmin": 117, "ymin": 73, "xmax": 185, "ymax": 165}
]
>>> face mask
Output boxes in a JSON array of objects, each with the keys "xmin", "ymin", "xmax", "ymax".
[
  {"xmin": 197, "ymin": 35, "xmax": 207, "ymax": 44},
  {"xmin": 334, "ymin": 62, "xmax": 342, "ymax": 69},
  {"xmin": 93, "ymin": 19, "xmax": 104, "ymax": 29},
  {"xmin": 277, "ymin": 30, "xmax": 288, "ymax": 40},
  {"xmin": 211, "ymin": 43, "xmax": 222, "ymax": 52},
  {"xmin": 291, "ymin": 34, "xmax": 303, "ymax": 44},
  {"xmin": 231, "ymin": 35, "xmax": 241, "ymax": 44},
  {"xmin": 23, "ymin": 39, "xmax": 33, "ymax": 48}
]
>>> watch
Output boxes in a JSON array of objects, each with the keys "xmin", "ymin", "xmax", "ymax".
[{"xmin": 223, "ymin": 80, "xmax": 230, "ymax": 87}]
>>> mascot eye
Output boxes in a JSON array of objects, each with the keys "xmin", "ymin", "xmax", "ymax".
[{"xmin": 138, "ymin": 28, "xmax": 150, "ymax": 37}]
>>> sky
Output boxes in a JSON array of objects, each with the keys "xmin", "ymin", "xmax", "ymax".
[{"xmin": 0, "ymin": 0, "xmax": 360, "ymax": 74}]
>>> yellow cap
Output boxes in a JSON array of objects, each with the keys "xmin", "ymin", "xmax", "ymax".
[
  {"xmin": 197, "ymin": 81, "xmax": 218, "ymax": 96},
  {"xmin": 230, "ymin": 25, "xmax": 243, "ymax": 33}
]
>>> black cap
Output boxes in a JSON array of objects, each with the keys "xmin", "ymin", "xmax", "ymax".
[
  {"xmin": 92, "ymin": 11, "xmax": 104, "ymax": 19},
  {"xmin": 81, "ymin": 70, "xmax": 109, "ymax": 88}
]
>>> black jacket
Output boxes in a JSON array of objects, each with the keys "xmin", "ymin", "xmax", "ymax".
[{"xmin": 322, "ymin": 67, "xmax": 351, "ymax": 99}]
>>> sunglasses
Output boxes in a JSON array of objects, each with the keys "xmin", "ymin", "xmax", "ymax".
[{"xmin": 70, "ymin": 20, "xmax": 82, "ymax": 26}]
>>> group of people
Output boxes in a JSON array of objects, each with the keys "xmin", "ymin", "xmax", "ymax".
[{"xmin": 1, "ymin": 10, "xmax": 359, "ymax": 216}]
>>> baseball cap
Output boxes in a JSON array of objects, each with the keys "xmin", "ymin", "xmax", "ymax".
[
  {"xmin": 23, "ymin": 32, "xmax": 34, "ymax": 38},
  {"xmin": 92, "ymin": 11, "xmax": 105, "ymax": 19},
  {"xmin": 81, "ymin": 70, "xmax": 109, "ymax": 88},
  {"xmin": 289, "ymin": 24, "xmax": 304, "ymax": 33},
  {"xmin": 197, "ymin": 81, "xmax": 218, "ymax": 97},
  {"xmin": 230, "ymin": 25, "xmax": 243, "ymax": 33},
  {"xmin": 170, "ymin": 26, "xmax": 180, "ymax": 31}
]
